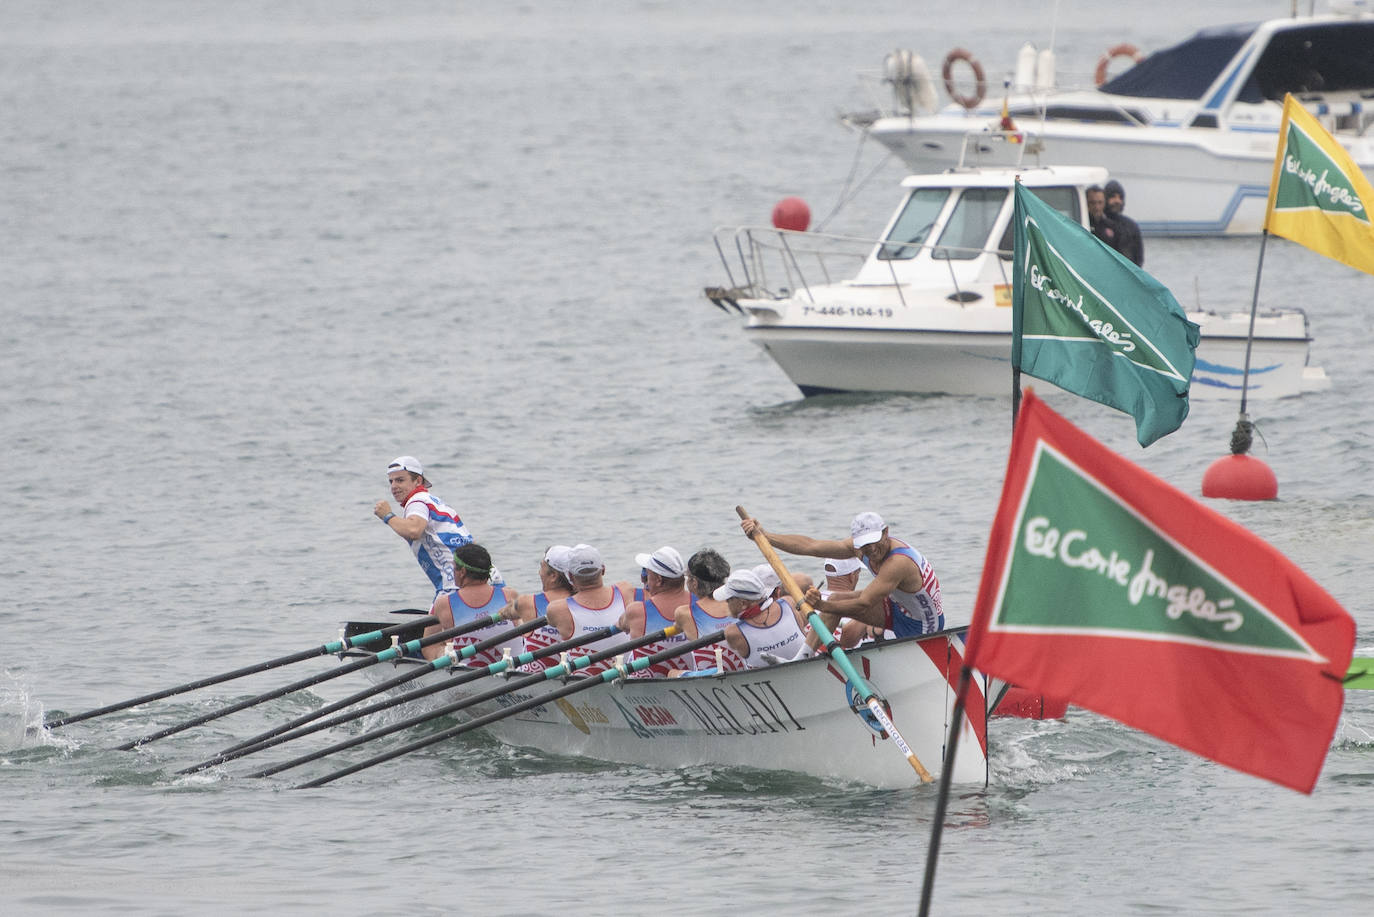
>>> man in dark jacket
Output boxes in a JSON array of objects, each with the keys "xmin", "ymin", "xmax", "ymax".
[{"xmin": 1104, "ymin": 179, "xmax": 1144, "ymax": 266}]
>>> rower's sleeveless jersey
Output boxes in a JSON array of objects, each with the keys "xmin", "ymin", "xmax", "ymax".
[
  {"xmin": 630, "ymin": 592, "xmax": 691, "ymax": 678},
  {"xmin": 860, "ymin": 539, "xmax": 943, "ymax": 635},
  {"xmin": 563, "ymin": 586, "xmax": 632, "ymax": 676},
  {"xmin": 519, "ymin": 593, "xmax": 566, "ymax": 673},
  {"xmin": 401, "ymin": 488, "xmax": 473, "ymax": 595},
  {"xmin": 737, "ymin": 599, "xmax": 808, "ymax": 668},
  {"xmin": 689, "ymin": 599, "xmax": 747, "ymax": 673},
  {"xmin": 447, "ymin": 584, "xmax": 519, "ymax": 667}
]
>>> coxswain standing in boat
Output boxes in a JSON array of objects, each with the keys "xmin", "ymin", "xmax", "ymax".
[
  {"xmin": 713, "ymin": 570, "xmax": 809, "ymax": 668},
  {"xmin": 374, "ymin": 455, "xmax": 475, "ymax": 599},
  {"xmin": 739, "ymin": 511, "xmax": 944, "ymax": 643},
  {"xmin": 1103, "ymin": 179, "xmax": 1144, "ymax": 266},
  {"xmin": 669, "ymin": 548, "xmax": 746, "ymax": 675},
  {"xmin": 1086, "ymin": 185, "xmax": 1120, "ymax": 251},
  {"xmin": 420, "ymin": 543, "xmax": 521, "ymax": 665},
  {"xmin": 501, "ymin": 545, "xmax": 576, "ymax": 672},
  {"xmin": 543, "ymin": 544, "xmax": 639, "ymax": 676},
  {"xmin": 619, "ymin": 546, "xmax": 694, "ymax": 677}
]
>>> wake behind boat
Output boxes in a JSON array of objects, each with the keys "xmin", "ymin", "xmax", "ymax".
[
  {"xmin": 706, "ymin": 161, "xmax": 1330, "ymax": 399},
  {"xmin": 340, "ymin": 616, "xmax": 998, "ymax": 789},
  {"xmin": 842, "ymin": 6, "xmax": 1374, "ymax": 236}
]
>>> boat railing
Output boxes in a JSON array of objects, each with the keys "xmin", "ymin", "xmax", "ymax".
[{"xmin": 709, "ymin": 225, "xmax": 1014, "ymax": 310}]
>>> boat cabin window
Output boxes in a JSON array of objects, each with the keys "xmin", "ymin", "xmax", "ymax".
[
  {"xmin": 931, "ymin": 188, "xmax": 1007, "ymax": 260},
  {"xmin": 994, "ymin": 186, "xmax": 1082, "ymax": 259},
  {"xmin": 877, "ymin": 188, "xmax": 950, "ymax": 260}
]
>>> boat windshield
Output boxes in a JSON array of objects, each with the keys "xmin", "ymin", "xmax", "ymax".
[
  {"xmin": 931, "ymin": 188, "xmax": 1007, "ymax": 261},
  {"xmin": 1236, "ymin": 22, "xmax": 1374, "ymax": 102},
  {"xmin": 994, "ymin": 185, "xmax": 1081, "ymax": 258},
  {"xmin": 877, "ymin": 188, "xmax": 950, "ymax": 260}
]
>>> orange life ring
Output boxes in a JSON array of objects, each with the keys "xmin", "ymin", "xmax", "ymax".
[
  {"xmin": 941, "ymin": 48, "xmax": 986, "ymax": 110},
  {"xmin": 1095, "ymin": 43, "xmax": 1142, "ymax": 86}
]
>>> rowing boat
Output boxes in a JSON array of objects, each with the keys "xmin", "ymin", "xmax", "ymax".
[{"xmin": 341, "ymin": 616, "xmax": 1001, "ymax": 789}]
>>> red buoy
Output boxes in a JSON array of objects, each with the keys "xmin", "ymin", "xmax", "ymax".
[
  {"xmin": 1201, "ymin": 454, "xmax": 1278, "ymax": 501},
  {"xmin": 771, "ymin": 196, "xmax": 810, "ymax": 231}
]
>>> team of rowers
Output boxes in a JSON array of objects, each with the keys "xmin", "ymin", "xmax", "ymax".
[{"xmin": 373, "ymin": 456, "xmax": 946, "ymax": 676}]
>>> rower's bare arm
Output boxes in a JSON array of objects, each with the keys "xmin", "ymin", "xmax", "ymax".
[
  {"xmin": 740, "ymin": 517, "xmax": 851, "ymax": 559},
  {"xmin": 672, "ymin": 603, "xmax": 699, "ymax": 639},
  {"xmin": 545, "ymin": 600, "xmax": 575, "ymax": 640},
  {"xmin": 724, "ymin": 624, "xmax": 749, "ymax": 659},
  {"xmin": 391, "ymin": 513, "xmax": 428, "ymax": 540}
]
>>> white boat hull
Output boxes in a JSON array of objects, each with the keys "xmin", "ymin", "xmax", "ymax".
[
  {"xmin": 353, "ymin": 628, "xmax": 997, "ymax": 789},
  {"xmin": 741, "ymin": 302, "xmax": 1325, "ymax": 400},
  {"xmin": 863, "ymin": 116, "xmax": 1367, "ymax": 237}
]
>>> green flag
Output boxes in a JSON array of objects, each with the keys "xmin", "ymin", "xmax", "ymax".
[{"xmin": 1012, "ymin": 183, "xmax": 1200, "ymax": 447}]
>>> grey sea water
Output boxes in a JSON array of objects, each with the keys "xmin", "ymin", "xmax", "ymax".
[{"xmin": 2, "ymin": 1, "xmax": 1371, "ymax": 914}]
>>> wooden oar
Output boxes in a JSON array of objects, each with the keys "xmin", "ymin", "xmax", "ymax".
[
  {"xmin": 43, "ymin": 612, "xmax": 436, "ymax": 729},
  {"xmin": 115, "ymin": 611, "xmax": 522, "ymax": 751},
  {"xmin": 177, "ymin": 623, "xmax": 618, "ymax": 774},
  {"xmin": 295, "ymin": 629, "xmax": 727, "ymax": 788},
  {"xmin": 736, "ymin": 505, "xmax": 933, "ymax": 783},
  {"xmin": 246, "ymin": 624, "xmax": 685, "ymax": 779},
  {"xmin": 1346, "ymin": 657, "xmax": 1374, "ymax": 690}
]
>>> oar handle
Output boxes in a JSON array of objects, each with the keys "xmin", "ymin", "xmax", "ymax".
[{"xmin": 736, "ymin": 505, "xmax": 932, "ymax": 783}]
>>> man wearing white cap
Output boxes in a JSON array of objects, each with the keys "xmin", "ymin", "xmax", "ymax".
[
  {"xmin": 543, "ymin": 544, "xmax": 638, "ymax": 676},
  {"xmin": 620, "ymin": 546, "xmax": 694, "ymax": 677},
  {"xmin": 374, "ymin": 456, "xmax": 474, "ymax": 597},
  {"xmin": 713, "ymin": 570, "xmax": 808, "ymax": 668},
  {"xmin": 739, "ymin": 511, "xmax": 943, "ymax": 641},
  {"xmin": 502, "ymin": 545, "xmax": 577, "ymax": 673}
]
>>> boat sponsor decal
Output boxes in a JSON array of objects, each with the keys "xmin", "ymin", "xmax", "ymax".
[
  {"xmin": 994, "ymin": 283, "xmax": 1011, "ymax": 307},
  {"xmin": 801, "ymin": 305, "xmax": 895, "ymax": 319},
  {"xmin": 667, "ymin": 681, "xmax": 806, "ymax": 736},
  {"xmin": 988, "ymin": 439, "xmax": 1325, "ymax": 660},
  {"xmin": 550, "ymin": 697, "xmax": 609, "ymax": 734},
  {"xmin": 608, "ymin": 694, "xmax": 687, "ymax": 739},
  {"xmin": 918, "ymin": 633, "xmax": 989, "ymax": 756}
]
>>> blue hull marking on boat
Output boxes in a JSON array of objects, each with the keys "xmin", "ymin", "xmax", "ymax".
[
  {"xmin": 1193, "ymin": 358, "xmax": 1282, "ymax": 377},
  {"xmin": 1137, "ymin": 183, "xmax": 1272, "ymax": 235}
]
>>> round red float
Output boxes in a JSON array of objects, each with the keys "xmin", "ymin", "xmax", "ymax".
[
  {"xmin": 771, "ymin": 196, "xmax": 811, "ymax": 232},
  {"xmin": 1201, "ymin": 454, "xmax": 1278, "ymax": 501}
]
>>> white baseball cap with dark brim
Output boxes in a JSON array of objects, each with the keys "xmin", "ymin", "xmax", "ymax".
[
  {"xmin": 635, "ymin": 546, "xmax": 686, "ymax": 578},
  {"xmin": 713, "ymin": 570, "xmax": 768, "ymax": 602},
  {"xmin": 387, "ymin": 456, "xmax": 424, "ymax": 476},
  {"xmin": 850, "ymin": 511, "xmax": 886, "ymax": 548}
]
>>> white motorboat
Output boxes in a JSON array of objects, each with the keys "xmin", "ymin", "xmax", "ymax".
[
  {"xmin": 706, "ymin": 162, "xmax": 1329, "ymax": 399},
  {"xmin": 340, "ymin": 618, "xmax": 998, "ymax": 789},
  {"xmin": 843, "ymin": 7, "xmax": 1374, "ymax": 236}
]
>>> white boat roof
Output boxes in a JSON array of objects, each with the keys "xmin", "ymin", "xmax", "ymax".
[{"xmin": 899, "ymin": 165, "xmax": 1109, "ymax": 190}]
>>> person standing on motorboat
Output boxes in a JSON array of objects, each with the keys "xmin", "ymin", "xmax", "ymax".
[
  {"xmin": 738, "ymin": 511, "xmax": 944, "ymax": 640},
  {"xmin": 374, "ymin": 455, "xmax": 474, "ymax": 599},
  {"xmin": 1086, "ymin": 185, "xmax": 1120, "ymax": 250},
  {"xmin": 1104, "ymin": 179, "xmax": 1144, "ymax": 266}
]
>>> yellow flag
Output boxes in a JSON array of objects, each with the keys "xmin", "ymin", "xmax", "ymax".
[{"xmin": 1264, "ymin": 94, "xmax": 1374, "ymax": 276}]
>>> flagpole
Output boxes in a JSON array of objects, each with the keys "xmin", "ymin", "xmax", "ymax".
[
  {"xmin": 917, "ymin": 664, "xmax": 975, "ymax": 917},
  {"xmin": 1237, "ymin": 229, "xmax": 1271, "ymax": 424}
]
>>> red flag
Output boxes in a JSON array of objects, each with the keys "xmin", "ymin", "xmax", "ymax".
[{"xmin": 966, "ymin": 390, "xmax": 1354, "ymax": 793}]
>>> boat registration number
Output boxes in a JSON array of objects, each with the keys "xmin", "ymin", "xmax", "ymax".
[{"xmin": 801, "ymin": 306, "xmax": 894, "ymax": 318}]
